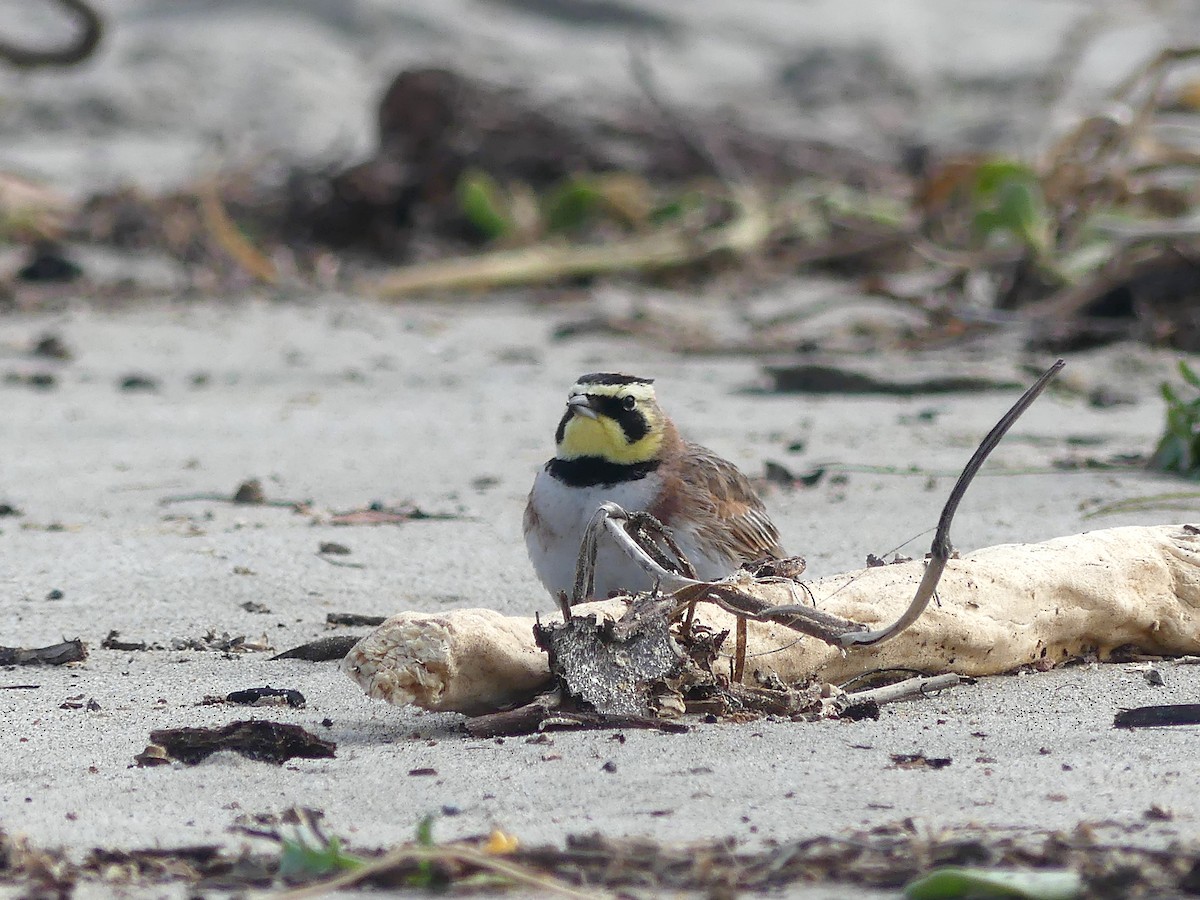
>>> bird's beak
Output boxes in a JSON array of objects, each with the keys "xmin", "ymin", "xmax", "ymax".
[{"xmin": 567, "ymin": 393, "xmax": 598, "ymax": 419}]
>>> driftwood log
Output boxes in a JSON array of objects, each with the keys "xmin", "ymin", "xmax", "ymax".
[{"xmin": 344, "ymin": 523, "xmax": 1200, "ymax": 715}]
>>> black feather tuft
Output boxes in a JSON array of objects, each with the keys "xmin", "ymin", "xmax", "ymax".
[{"xmin": 575, "ymin": 372, "xmax": 654, "ymax": 386}]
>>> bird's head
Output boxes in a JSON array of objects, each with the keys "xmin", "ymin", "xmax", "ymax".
[{"xmin": 554, "ymin": 373, "xmax": 666, "ymax": 465}]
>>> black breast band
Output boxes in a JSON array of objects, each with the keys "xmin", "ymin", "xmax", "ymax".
[{"xmin": 547, "ymin": 456, "xmax": 661, "ymax": 487}]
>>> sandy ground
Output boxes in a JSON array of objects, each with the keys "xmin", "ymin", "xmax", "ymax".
[
  {"xmin": 2, "ymin": 298, "xmax": 1197, "ymax": 879},
  {"xmin": 2, "ymin": 0, "xmax": 1200, "ymax": 895}
]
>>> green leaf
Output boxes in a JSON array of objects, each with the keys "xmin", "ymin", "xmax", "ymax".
[
  {"xmin": 278, "ymin": 834, "xmax": 363, "ymax": 883},
  {"xmin": 415, "ymin": 813, "xmax": 436, "ymax": 846},
  {"xmin": 649, "ymin": 191, "xmax": 706, "ymax": 225},
  {"xmin": 970, "ymin": 159, "xmax": 1052, "ymax": 253},
  {"xmin": 407, "ymin": 813, "xmax": 439, "ymax": 888},
  {"xmin": 972, "ymin": 159, "xmax": 1039, "ymax": 198},
  {"xmin": 904, "ymin": 866, "xmax": 1083, "ymax": 900},
  {"xmin": 542, "ymin": 177, "xmax": 603, "ymax": 234},
  {"xmin": 457, "ymin": 169, "xmax": 514, "ymax": 240},
  {"xmin": 1150, "ymin": 360, "xmax": 1200, "ymax": 478},
  {"xmin": 1179, "ymin": 359, "xmax": 1200, "ymax": 390}
]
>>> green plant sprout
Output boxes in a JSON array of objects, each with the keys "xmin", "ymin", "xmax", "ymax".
[
  {"xmin": 1150, "ymin": 359, "xmax": 1200, "ymax": 479},
  {"xmin": 277, "ymin": 830, "xmax": 364, "ymax": 883}
]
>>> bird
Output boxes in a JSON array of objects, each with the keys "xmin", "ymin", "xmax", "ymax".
[{"xmin": 524, "ymin": 372, "xmax": 785, "ymax": 604}]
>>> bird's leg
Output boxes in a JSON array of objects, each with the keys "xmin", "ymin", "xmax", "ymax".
[{"xmin": 733, "ymin": 617, "xmax": 748, "ymax": 684}]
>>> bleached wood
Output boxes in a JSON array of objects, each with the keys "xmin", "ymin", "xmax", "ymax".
[{"xmin": 344, "ymin": 525, "xmax": 1200, "ymax": 714}]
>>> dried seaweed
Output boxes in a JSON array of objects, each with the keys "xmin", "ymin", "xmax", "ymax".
[{"xmin": 534, "ymin": 595, "xmax": 683, "ymax": 717}]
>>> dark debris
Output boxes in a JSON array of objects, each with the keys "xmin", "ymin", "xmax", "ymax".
[
  {"xmin": 17, "ymin": 241, "xmax": 82, "ymax": 283},
  {"xmin": 534, "ymin": 597, "xmax": 682, "ymax": 717},
  {"xmin": 222, "ymin": 686, "xmax": 306, "ymax": 709},
  {"xmin": 145, "ymin": 721, "xmax": 335, "ymax": 765},
  {"xmin": 325, "ymin": 612, "xmax": 386, "ymax": 627},
  {"xmin": 1114, "ymin": 703, "xmax": 1200, "ymax": 729},
  {"xmin": 0, "ymin": 638, "xmax": 86, "ymax": 666},
  {"xmin": 271, "ymin": 635, "xmax": 360, "ymax": 662},
  {"xmin": 101, "ymin": 630, "xmax": 148, "ymax": 652},
  {"xmin": 30, "ymin": 333, "xmax": 72, "ymax": 360}
]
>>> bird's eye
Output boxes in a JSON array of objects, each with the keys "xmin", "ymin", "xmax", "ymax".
[{"xmin": 622, "ymin": 395, "xmax": 637, "ymax": 410}]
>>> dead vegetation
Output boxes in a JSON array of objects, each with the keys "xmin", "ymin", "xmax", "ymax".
[
  {"xmin": 6, "ymin": 44, "xmax": 1200, "ymax": 355},
  {"xmin": 3, "ymin": 818, "xmax": 1199, "ymax": 897}
]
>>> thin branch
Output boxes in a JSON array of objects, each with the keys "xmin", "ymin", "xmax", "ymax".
[
  {"xmin": 842, "ymin": 673, "xmax": 961, "ymax": 707},
  {"xmin": 627, "ymin": 44, "xmax": 747, "ymax": 186}
]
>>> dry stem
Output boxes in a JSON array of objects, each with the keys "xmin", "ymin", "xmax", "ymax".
[{"xmin": 365, "ymin": 186, "xmax": 770, "ymax": 297}]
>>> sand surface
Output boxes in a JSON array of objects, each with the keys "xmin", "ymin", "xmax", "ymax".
[{"xmin": 2, "ymin": 300, "xmax": 1196, "ymax": 869}]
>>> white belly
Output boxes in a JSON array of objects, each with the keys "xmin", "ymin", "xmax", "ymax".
[{"xmin": 524, "ymin": 467, "xmax": 735, "ymax": 602}]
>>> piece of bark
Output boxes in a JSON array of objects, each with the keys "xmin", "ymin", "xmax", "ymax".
[
  {"xmin": 0, "ymin": 638, "xmax": 86, "ymax": 666},
  {"xmin": 272, "ymin": 636, "xmax": 361, "ymax": 661},
  {"xmin": 534, "ymin": 600, "xmax": 682, "ymax": 716},
  {"xmin": 344, "ymin": 525, "xmax": 1200, "ymax": 715}
]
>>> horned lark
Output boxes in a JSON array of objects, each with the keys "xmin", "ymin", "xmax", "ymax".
[{"xmin": 524, "ymin": 373, "xmax": 785, "ymax": 603}]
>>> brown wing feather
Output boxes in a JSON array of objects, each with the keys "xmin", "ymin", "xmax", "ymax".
[{"xmin": 670, "ymin": 441, "xmax": 785, "ymax": 563}]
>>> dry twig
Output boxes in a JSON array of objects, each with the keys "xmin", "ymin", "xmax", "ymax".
[{"xmin": 197, "ymin": 181, "xmax": 279, "ymax": 285}]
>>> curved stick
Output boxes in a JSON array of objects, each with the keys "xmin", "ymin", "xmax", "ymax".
[
  {"xmin": 772, "ymin": 358, "xmax": 1066, "ymax": 647},
  {"xmin": 0, "ymin": 0, "xmax": 102, "ymax": 69}
]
